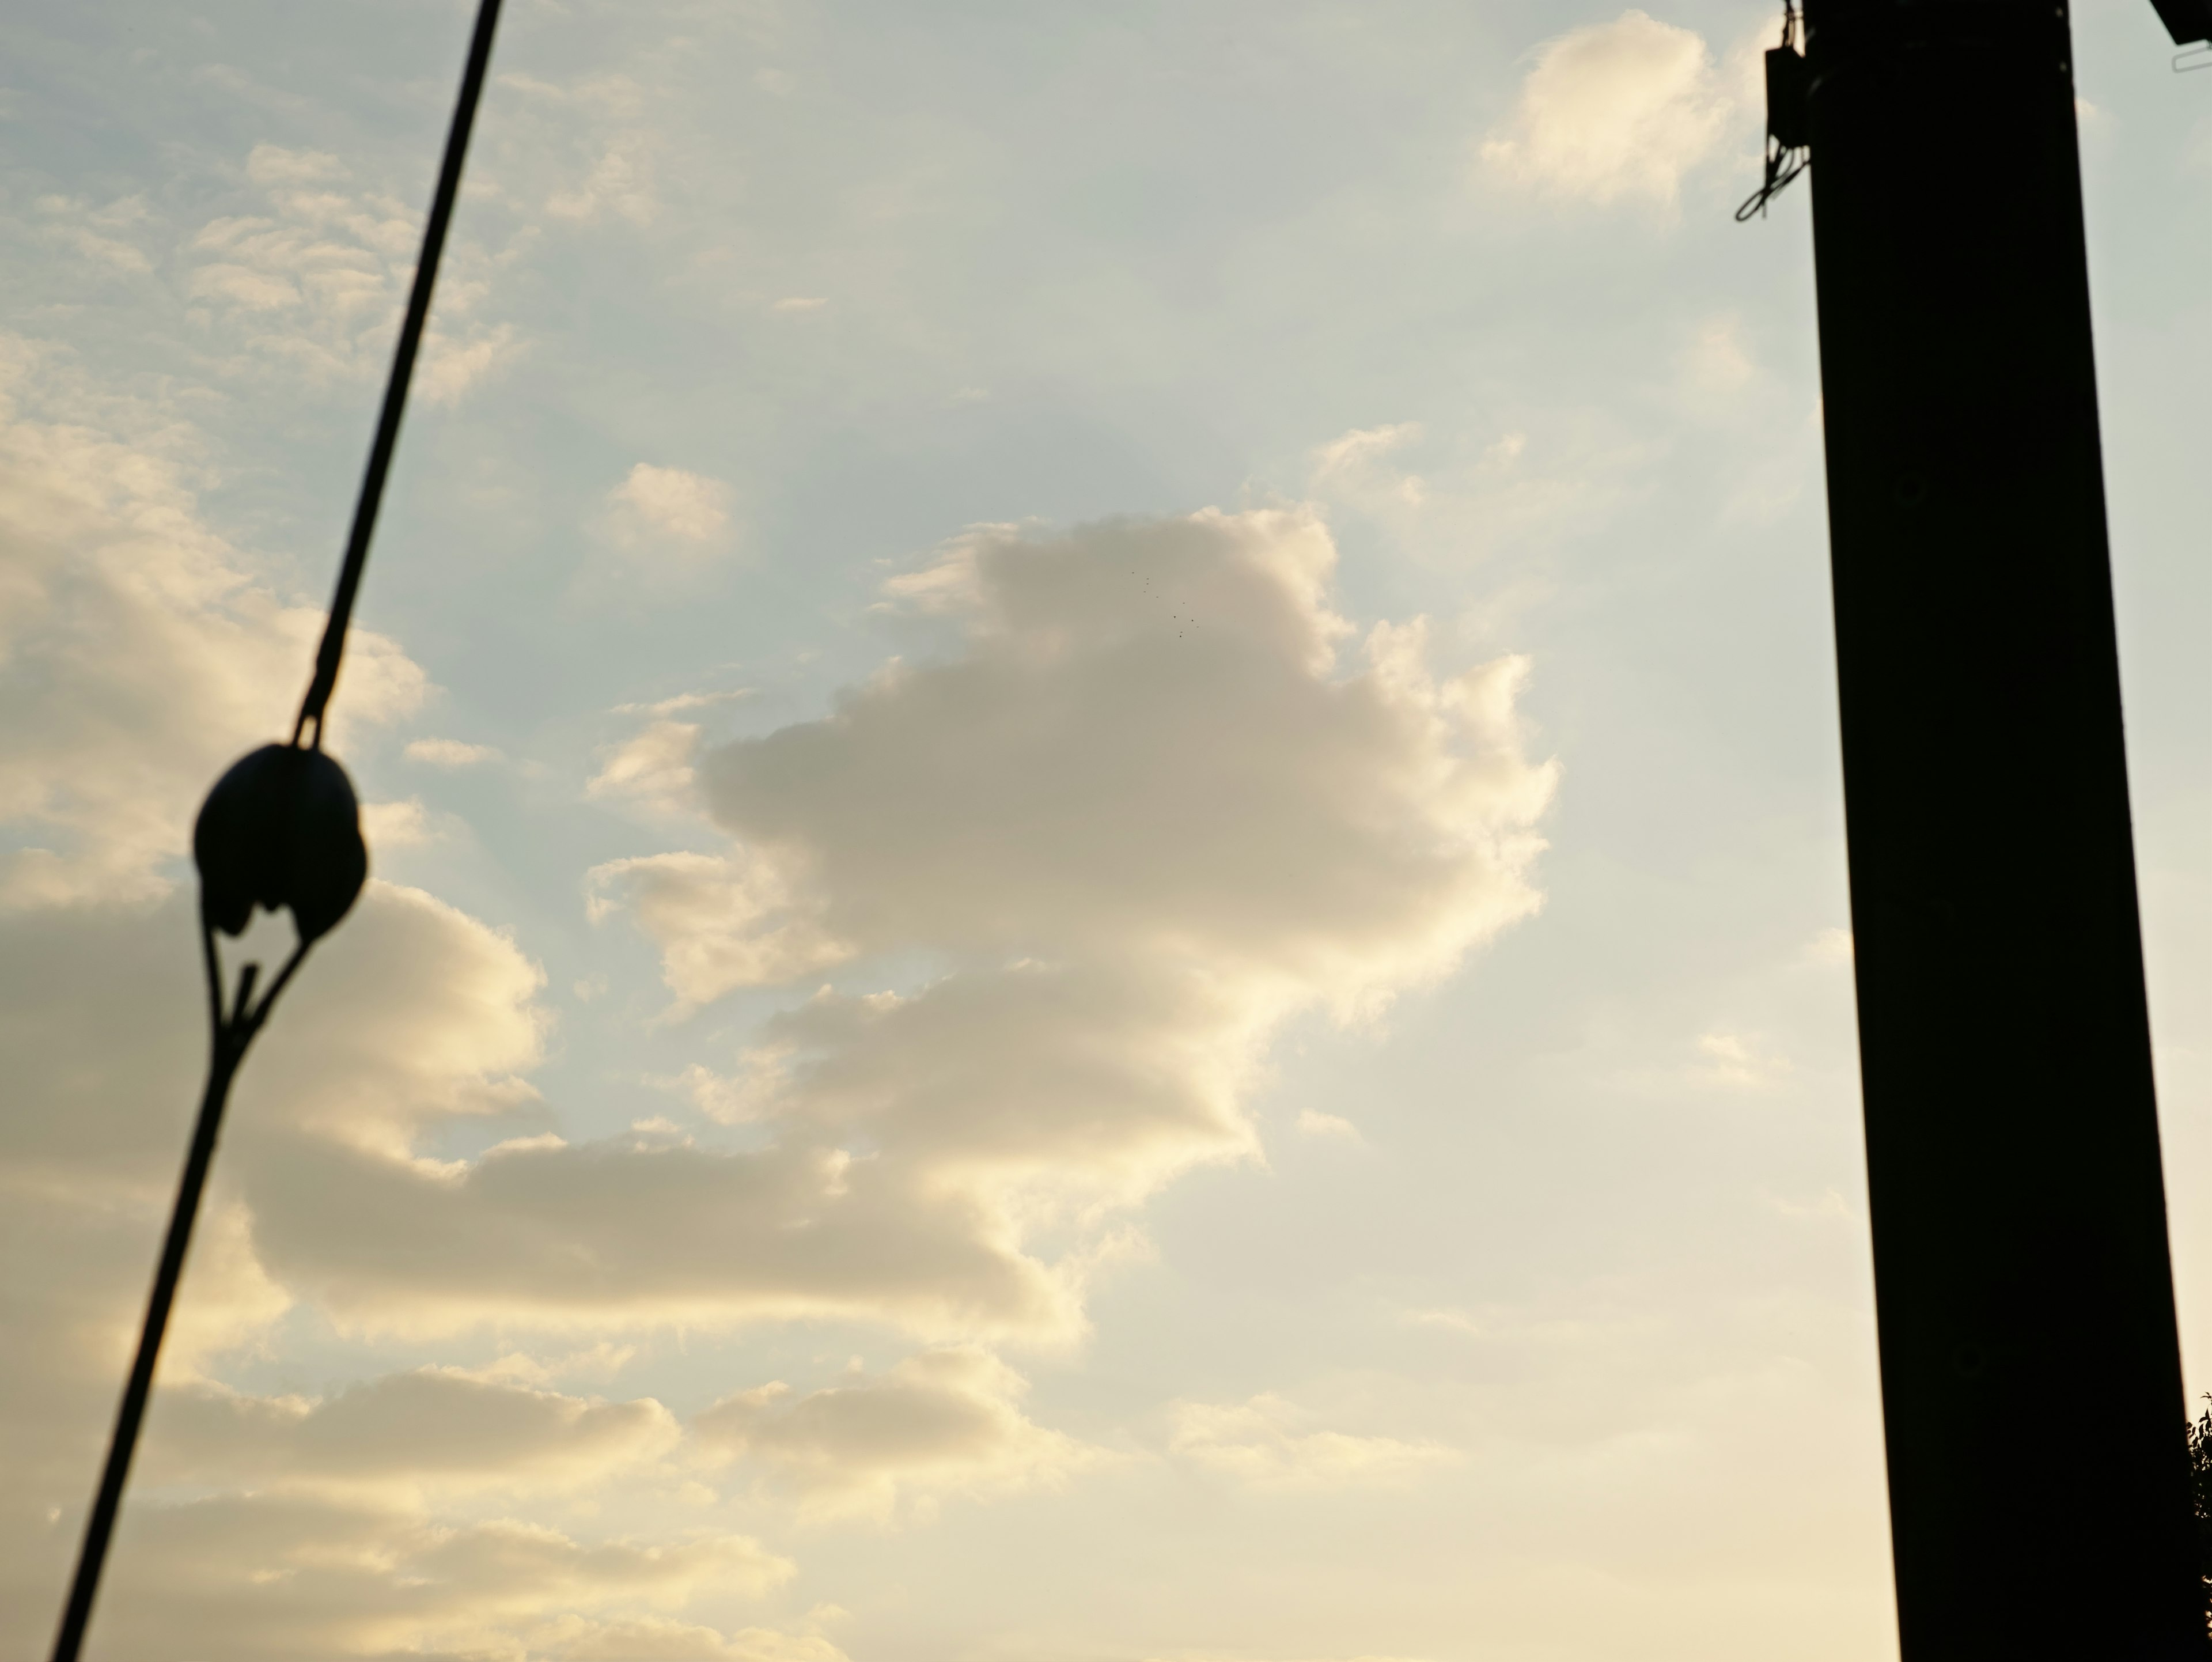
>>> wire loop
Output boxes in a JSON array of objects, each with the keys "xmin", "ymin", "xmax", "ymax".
[{"xmin": 1737, "ymin": 142, "xmax": 1810, "ymax": 221}]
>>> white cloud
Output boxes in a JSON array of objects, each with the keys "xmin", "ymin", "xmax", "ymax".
[
  {"xmin": 1304, "ymin": 415, "xmax": 1647, "ymax": 571},
  {"xmin": 238, "ymin": 1107, "xmax": 1084, "ymax": 1343},
  {"xmin": 679, "ymin": 510, "xmax": 1551, "ymax": 997},
  {"xmin": 876, "ymin": 527, "xmax": 990, "ymax": 614},
  {"xmin": 188, "ymin": 508, "xmax": 1543, "ymax": 1350},
  {"xmin": 146, "ymin": 1368, "xmax": 681, "ymax": 1499},
  {"xmin": 1168, "ymin": 1394, "xmax": 1458, "ymax": 1491},
  {"xmin": 18, "ymin": 1499, "xmax": 802, "ymax": 1662},
  {"xmin": 33, "ymin": 196, "xmax": 155, "ymax": 275},
  {"xmin": 557, "ymin": 509, "xmax": 1556, "ymax": 1343},
  {"xmin": 1141, "ymin": 1655, "xmax": 1432, "ymax": 1662},
  {"xmin": 1313, "ymin": 422, "xmax": 1422, "ymax": 479},
  {"xmin": 586, "ymin": 850, "xmax": 851, "ymax": 1010},
  {"xmin": 406, "ymin": 735, "xmax": 503, "ymax": 767},
  {"xmin": 418, "ymin": 321, "xmax": 521, "ymax": 404},
  {"xmin": 500, "ymin": 73, "xmax": 663, "ymax": 228},
  {"xmin": 547, "ymin": 1617, "xmax": 848, "ymax": 1662},
  {"xmin": 1805, "ymin": 926, "xmax": 1854, "ymax": 967},
  {"xmin": 548, "ymin": 141, "xmax": 660, "ymax": 225},
  {"xmin": 695, "ymin": 1348, "xmax": 1111, "ymax": 1523},
  {"xmin": 183, "ymin": 145, "xmax": 516, "ymax": 401},
  {"xmin": 1678, "ymin": 314, "xmax": 1758, "ymax": 403},
  {"xmin": 1694, "ymin": 1029, "xmax": 1792, "ymax": 1091},
  {"xmin": 1763, "ymin": 1187, "xmax": 1856, "ymax": 1224},
  {"xmin": 589, "ymin": 714, "xmax": 704, "ymax": 815},
  {"xmin": 1296, "ymin": 1109, "xmax": 1364, "ymax": 1142},
  {"xmin": 245, "ymin": 143, "xmax": 346, "ymax": 187},
  {"xmin": 1402, "ymin": 1307, "xmax": 1486, "ymax": 1337},
  {"xmin": 481, "ymin": 1342, "xmax": 643, "ymax": 1388},
  {"xmin": 588, "ymin": 693, "xmax": 759, "ymax": 815},
  {"xmin": 1310, "ymin": 422, "xmax": 1427, "ymax": 516},
  {"xmin": 0, "ymin": 347, "xmax": 425, "ymax": 907},
  {"xmin": 1482, "ymin": 11, "xmax": 1740, "ymax": 206},
  {"xmin": 605, "ymin": 463, "xmax": 738, "ymax": 560},
  {"xmin": 362, "ymin": 796, "xmax": 434, "ymax": 847}
]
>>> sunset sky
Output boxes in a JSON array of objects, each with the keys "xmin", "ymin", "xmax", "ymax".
[{"xmin": 9, "ymin": 3, "xmax": 2212, "ymax": 1659}]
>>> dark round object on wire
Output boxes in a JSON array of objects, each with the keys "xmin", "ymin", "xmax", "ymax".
[{"xmin": 193, "ymin": 743, "xmax": 368, "ymax": 943}]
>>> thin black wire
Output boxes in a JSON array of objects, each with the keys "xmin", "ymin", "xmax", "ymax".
[
  {"xmin": 47, "ymin": 6, "xmax": 503, "ymax": 1659},
  {"xmin": 296, "ymin": 0, "xmax": 507, "ymax": 751},
  {"xmin": 46, "ymin": 934, "xmax": 308, "ymax": 1662},
  {"xmin": 1735, "ymin": 143, "xmax": 1809, "ymax": 222}
]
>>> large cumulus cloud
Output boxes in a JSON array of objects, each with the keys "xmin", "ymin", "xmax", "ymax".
[
  {"xmin": 636, "ymin": 509, "xmax": 1551, "ymax": 1000},
  {"xmin": 255, "ymin": 509, "xmax": 1552, "ymax": 1346},
  {"xmin": 570, "ymin": 508, "xmax": 1555, "ymax": 1339}
]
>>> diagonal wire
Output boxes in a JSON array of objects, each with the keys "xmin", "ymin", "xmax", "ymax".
[
  {"xmin": 296, "ymin": 0, "xmax": 507, "ymax": 751},
  {"xmin": 46, "ymin": 7, "xmax": 504, "ymax": 1660}
]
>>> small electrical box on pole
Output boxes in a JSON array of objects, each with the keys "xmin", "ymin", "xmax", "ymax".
[{"xmin": 1785, "ymin": 0, "xmax": 2204, "ymax": 1653}]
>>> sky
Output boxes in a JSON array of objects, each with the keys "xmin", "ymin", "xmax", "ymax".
[{"xmin": 6, "ymin": 2, "xmax": 2212, "ymax": 1659}]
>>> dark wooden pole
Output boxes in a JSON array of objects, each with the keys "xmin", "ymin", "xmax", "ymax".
[{"xmin": 1801, "ymin": 1, "xmax": 2202, "ymax": 1653}]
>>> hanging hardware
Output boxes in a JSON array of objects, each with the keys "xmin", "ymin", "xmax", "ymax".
[
  {"xmin": 42, "ymin": 5, "xmax": 505, "ymax": 1660},
  {"xmin": 1737, "ymin": 3, "xmax": 1810, "ymax": 222}
]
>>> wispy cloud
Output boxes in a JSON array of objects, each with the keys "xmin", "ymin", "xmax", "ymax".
[{"xmin": 1168, "ymin": 1394, "xmax": 1458, "ymax": 1491}]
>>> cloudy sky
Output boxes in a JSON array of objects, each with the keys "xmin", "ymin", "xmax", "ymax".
[{"xmin": 8, "ymin": 2, "xmax": 2212, "ymax": 1659}]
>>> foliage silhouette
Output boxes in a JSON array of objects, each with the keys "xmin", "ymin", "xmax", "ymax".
[{"xmin": 2189, "ymin": 1396, "xmax": 2212, "ymax": 1633}]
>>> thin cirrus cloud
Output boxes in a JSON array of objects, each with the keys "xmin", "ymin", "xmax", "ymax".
[
  {"xmin": 1694, "ymin": 1029, "xmax": 1793, "ymax": 1091},
  {"xmin": 1309, "ymin": 421, "xmax": 1429, "ymax": 521},
  {"xmin": 1481, "ymin": 10, "xmax": 1749, "ymax": 206},
  {"xmin": 497, "ymin": 71, "xmax": 665, "ymax": 228},
  {"xmin": 1168, "ymin": 1394, "xmax": 1459, "ymax": 1491}
]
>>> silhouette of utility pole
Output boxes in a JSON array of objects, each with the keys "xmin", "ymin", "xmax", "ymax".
[{"xmin": 1794, "ymin": 1, "xmax": 2204, "ymax": 1653}]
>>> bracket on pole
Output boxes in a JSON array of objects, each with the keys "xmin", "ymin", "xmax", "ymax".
[{"xmin": 1738, "ymin": 3, "xmax": 1810, "ymax": 220}]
